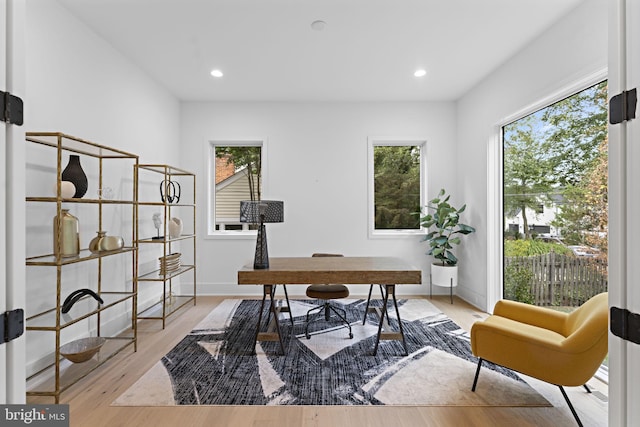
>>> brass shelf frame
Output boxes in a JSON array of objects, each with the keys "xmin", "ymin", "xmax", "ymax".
[
  {"xmin": 135, "ymin": 164, "xmax": 197, "ymax": 329},
  {"xmin": 25, "ymin": 132, "xmax": 139, "ymax": 403}
]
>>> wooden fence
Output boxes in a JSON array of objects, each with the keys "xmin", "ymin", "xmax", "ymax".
[{"xmin": 505, "ymin": 253, "xmax": 608, "ymax": 307}]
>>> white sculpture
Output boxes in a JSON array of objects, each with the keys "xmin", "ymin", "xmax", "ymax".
[{"xmin": 152, "ymin": 213, "xmax": 163, "ymax": 239}]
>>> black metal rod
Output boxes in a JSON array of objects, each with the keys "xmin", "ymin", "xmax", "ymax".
[
  {"xmin": 450, "ymin": 277, "xmax": 453, "ymax": 304},
  {"xmin": 389, "ymin": 284, "xmax": 408, "ymax": 355},
  {"xmin": 267, "ymin": 286, "xmax": 285, "ymax": 355},
  {"xmin": 559, "ymin": 386, "xmax": 583, "ymax": 427},
  {"xmin": 363, "ymin": 285, "xmax": 374, "ymax": 325},
  {"xmin": 373, "ymin": 286, "xmax": 389, "ymax": 356},
  {"xmin": 253, "ymin": 286, "xmax": 268, "ymax": 355},
  {"xmin": 379, "ymin": 284, "xmax": 389, "ymax": 319},
  {"xmin": 282, "ymin": 285, "xmax": 294, "ymax": 325},
  {"xmin": 471, "ymin": 358, "xmax": 483, "ymax": 391}
]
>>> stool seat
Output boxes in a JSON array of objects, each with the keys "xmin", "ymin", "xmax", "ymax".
[{"xmin": 306, "ymin": 284, "xmax": 349, "ymax": 299}]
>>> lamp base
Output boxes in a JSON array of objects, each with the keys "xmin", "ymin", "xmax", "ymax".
[{"xmin": 253, "ymin": 223, "xmax": 269, "ymax": 269}]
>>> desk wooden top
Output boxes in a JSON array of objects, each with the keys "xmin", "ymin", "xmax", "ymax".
[{"xmin": 237, "ymin": 256, "xmax": 422, "ymax": 285}]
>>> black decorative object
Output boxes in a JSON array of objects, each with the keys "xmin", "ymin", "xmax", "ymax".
[
  {"xmin": 61, "ymin": 154, "xmax": 88, "ymax": 198},
  {"xmin": 240, "ymin": 200, "xmax": 284, "ymax": 269},
  {"xmin": 160, "ymin": 180, "xmax": 181, "ymax": 203},
  {"xmin": 62, "ymin": 288, "xmax": 104, "ymax": 314}
]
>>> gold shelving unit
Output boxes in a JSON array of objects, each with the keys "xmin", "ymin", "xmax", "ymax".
[
  {"xmin": 136, "ymin": 164, "xmax": 196, "ymax": 328},
  {"xmin": 25, "ymin": 132, "xmax": 138, "ymax": 403}
]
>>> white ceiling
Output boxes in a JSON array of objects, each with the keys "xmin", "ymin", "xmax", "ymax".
[{"xmin": 57, "ymin": 0, "xmax": 583, "ymax": 102}]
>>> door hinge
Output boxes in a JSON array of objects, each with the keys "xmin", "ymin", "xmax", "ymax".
[
  {"xmin": 610, "ymin": 306, "xmax": 640, "ymax": 345},
  {"xmin": 1, "ymin": 89, "xmax": 24, "ymax": 126},
  {"xmin": 609, "ymin": 88, "xmax": 637, "ymax": 125},
  {"xmin": 1, "ymin": 308, "xmax": 24, "ymax": 345}
]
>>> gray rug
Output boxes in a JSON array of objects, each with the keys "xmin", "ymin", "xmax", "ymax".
[{"xmin": 113, "ymin": 298, "xmax": 550, "ymax": 406}]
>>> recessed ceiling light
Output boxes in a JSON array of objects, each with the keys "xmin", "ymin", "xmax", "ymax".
[
  {"xmin": 414, "ymin": 69, "xmax": 427, "ymax": 77},
  {"xmin": 311, "ymin": 20, "xmax": 327, "ymax": 31},
  {"xmin": 210, "ymin": 69, "xmax": 224, "ymax": 78}
]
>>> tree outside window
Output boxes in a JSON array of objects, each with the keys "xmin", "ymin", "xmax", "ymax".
[
  {"xmin": 373, "ymin": 144, "xmax": 422, "ymax": 230},
  {"xmin": 211, "ymin": 144, "xmax": 262, "ymax": 232},
  {"xmin": 502, "ymin": 80, "xmax": 608, "ymax": 308}
]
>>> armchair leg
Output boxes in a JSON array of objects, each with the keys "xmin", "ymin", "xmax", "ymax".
[
  {"xmin": 471, "ymin": 358, "xmax": 483, "ymax": 391},
  {"xmin": 583, "ymin": 384, "xmax": 591, "ymax": 393},
  {"xmin": 559, "ymin": 386, "xmax": 584, "ymax": 427}
]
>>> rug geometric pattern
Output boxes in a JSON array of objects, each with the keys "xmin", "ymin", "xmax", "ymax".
[{"xmin": 113, "ymin": 298, "xmax": 550, "ymax": 407}]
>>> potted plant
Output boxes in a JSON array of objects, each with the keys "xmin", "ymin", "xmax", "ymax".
[{"xmin": 419, "ymin": 189, "xmax": 475, "ymax": 299}]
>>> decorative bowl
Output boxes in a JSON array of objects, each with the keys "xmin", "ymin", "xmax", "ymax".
[{"xmin": 60, "ymin": 337, "xmax": 106, "ymax": 363}]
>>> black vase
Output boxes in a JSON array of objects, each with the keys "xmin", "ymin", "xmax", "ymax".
[{"xmin": 61, "ymin": 155, "xmax": 88, "ymax": 198}]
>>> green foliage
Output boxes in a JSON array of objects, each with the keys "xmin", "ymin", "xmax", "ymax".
[
  {"xmin": 504, "ymin": 240, "xmax": 572, "ymax": 257},
  {"xmin": 503, "ymin": 81, "xmax": 608, "ymax": 241},
  {"xmin": 541, "ymin": 81, "xmax": 608, "ymax": 187},
  {"xmin": 374, "ymin": 146, "xmax": 421, "ymax": 229},
  {"xmin": 504, "ymin": 264, "xmax": 534, "ymax": 304},
  {"xmin": 503, "ymin": 115, "xmax": 556, "ymax": 239},
  {"xmin": 419, "ymin": 189, "xmax": 476, "ymax": 266}
]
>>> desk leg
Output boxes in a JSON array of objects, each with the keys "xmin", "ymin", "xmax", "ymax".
[
  {"xmin": 266, "ymin": 285, "xmax": 294, "ymax": 326},
  {"xmin": 281, "ymin": 285, "xmax": 294, "ymax": 325},
  {"xmin": 254, "ymin": 285, "xmax": 285, "ymax": 355},
  {"xmin": 372, "ymin": 286, "xmax": 389, "ymax": 356},
  {"xmin": 363, "ymin": 285, "xmax": 374, "ymax": 325},
  {"xmin": 253, "ymin": 286, "xmax": 268, "ymax": 355},
  {"xmin": 389, "ymin": 285, "xmax": 408, "ymax": 355},
  {"xmin": 363, "ymin": 284, "xmax": 389, "ymax": 325},
  {"xmin": 372, "ymin": 284, "xmax": 407, "ymax": 356},
  {"xmin": 268, "ymin": 287, "xmax": 286, "ymax": 354}
]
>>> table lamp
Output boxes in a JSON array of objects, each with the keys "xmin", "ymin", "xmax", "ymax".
[{"xmin": 240, "ymin": 200, "xmax": 284, "ymax": 269}]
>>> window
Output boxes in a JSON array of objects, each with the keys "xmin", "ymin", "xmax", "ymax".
[
  {"xmin": 208, "ymin": 140, "xmax": 264, "ymax": 236},
  {"xmin": 368, "ymin": 138, "xmax": 427, "ymax": 237},
  {"xmin": 502, "ymin": 80, "xmax": 608, "ymax": 309}
]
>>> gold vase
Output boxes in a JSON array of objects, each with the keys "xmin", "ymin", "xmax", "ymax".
[
  {"xmin": 89, "ymin": 231, "xmax": 124, "ymax": 253},
  {"xmin": 53, "ymin": 209, "xmax": 80, "ymax": 257}
]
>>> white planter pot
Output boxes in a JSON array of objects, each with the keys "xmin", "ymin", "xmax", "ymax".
[
  {"xmin": 431, "ymin": 263, "xmax": 458, "ymax": 304},
  {"xmin": 431, "ymin": 263, "xmax": 458, "ymax": 287}
]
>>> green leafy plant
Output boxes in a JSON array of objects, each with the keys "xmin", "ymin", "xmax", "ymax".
[
  {"xmin": 504, "ymin": 240, "xmax": 572, "ymax": 257},
  {"xmin": 504, "ymin": 264, "xmax": 534, "ymax": 304},
  {"xmin": 419, "ymin": 189, "xmax": 476, "ymax": 266}
]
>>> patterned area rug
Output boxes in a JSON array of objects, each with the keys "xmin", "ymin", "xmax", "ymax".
[{"xmin": 113, "ymin": 298, "xmax": 550, "ymax": 406}]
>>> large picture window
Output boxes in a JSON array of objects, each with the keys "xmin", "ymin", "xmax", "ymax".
[
  {"xmin": 368, "ymin": 138, "xmax": 427, "ymax": 237},
  {"xmin": 208, "ymin": 140, "xmax": 264, "ymax": 236},
  {"xmin": 502, "ymin": 80, "xmax": 608, "ymax": 308}
]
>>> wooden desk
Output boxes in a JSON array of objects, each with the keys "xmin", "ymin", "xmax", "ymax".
[{"xmin": 238, "ymin": 257, "xmax": 422, "ymax": 355}]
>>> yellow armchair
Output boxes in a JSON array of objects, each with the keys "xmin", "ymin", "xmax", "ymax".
[{"xmin": 470, "ymin": 292, "xmax": 608, "ymax": 426}]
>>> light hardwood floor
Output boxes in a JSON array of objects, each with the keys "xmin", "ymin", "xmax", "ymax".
[{"xmin": 29, "ymin": 295, "xmax": 608, "ymax": 427}]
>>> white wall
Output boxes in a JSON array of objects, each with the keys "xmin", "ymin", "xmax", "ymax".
[
  {"xmin": 456, "ymin": 0, "xmax": 608, "ymax": 310},
  {"xmin": 26, "ymin": 0, "xmax": 180, "ymax": 161},
  {"xmin": 24, "ymin": 0, "xmax": 180, "ymax": 375},
  {"xmin": 180, "ymin": 102, "xmax": 456, "ymax": 296}
]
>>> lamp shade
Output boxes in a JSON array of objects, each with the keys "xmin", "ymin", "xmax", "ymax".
[{"xmin": 240, "ymin": 200, "xmax": 284, "ymax": 224}]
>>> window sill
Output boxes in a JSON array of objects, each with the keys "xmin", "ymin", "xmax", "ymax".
[
  {"xmin": 205, "ymin": 231, "xmax": 257, "ymax": 240},
  {"xmin": 369, "ymin": 229, "xmax": 426, "ymax": 239}
]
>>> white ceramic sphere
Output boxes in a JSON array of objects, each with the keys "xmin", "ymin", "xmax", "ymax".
[{"xmin": 53, "ymin": 181, "xmax": 76, "ymax": 199}]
